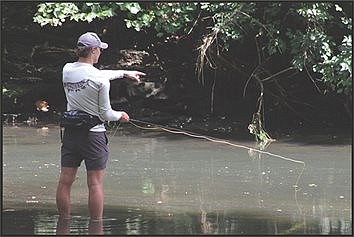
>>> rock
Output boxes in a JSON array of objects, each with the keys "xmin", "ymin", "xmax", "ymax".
[
  {"xmin": 31, "ymin": 46, "xmax": 76, "ymax": 66},
  {"xmin": 106, "ymin": 49, "xmax": 169, "ymax": 102},
  {"xmin": 116, "ymin": 49, "xmax": 149, "ymax": 68}
]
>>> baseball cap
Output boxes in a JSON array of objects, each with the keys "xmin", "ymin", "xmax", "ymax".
[{"xmin": 77, "ymin": 32, "xmax": 108, "ymax": 49}]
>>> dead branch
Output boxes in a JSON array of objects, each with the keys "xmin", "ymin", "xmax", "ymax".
[
  {"xmin": 262, "ymin": 67, "xmax": 297, "ymax": 83},
  {"xmin": 303, "ymin": 51, "xmax": 322, "ymax": 94}
]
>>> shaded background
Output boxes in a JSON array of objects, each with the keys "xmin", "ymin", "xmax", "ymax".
[{"xmin": 2, "ymin": 2, "xmax": 352, "ymax": 139}]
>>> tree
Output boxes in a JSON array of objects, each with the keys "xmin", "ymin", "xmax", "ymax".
[
  {"xmin": 33, "ymin": 2, "xmax": 352, "ymax": 142},
  {"xmin": 33, "ymin": 2, "xmax": 352, "ymax": 95}
]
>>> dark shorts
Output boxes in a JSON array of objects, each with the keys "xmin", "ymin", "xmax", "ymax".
[{"xmin": 61, "ymin": 128, "xmax": 109, "ymax": 170}]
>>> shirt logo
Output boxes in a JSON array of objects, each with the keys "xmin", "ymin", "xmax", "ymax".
[{"xmin": 63, "ymin": 80, "xmax": 89, "ymax": 92}]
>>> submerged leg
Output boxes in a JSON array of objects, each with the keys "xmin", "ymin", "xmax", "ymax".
[
  {"xmin": 56, "ymin": 215, "xmax": 71, "ymax": 235},
  {"xmin": 89, "ymin": 218, "xmax": 104, "ymax": 235}
]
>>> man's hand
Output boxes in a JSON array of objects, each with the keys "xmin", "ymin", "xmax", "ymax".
[
  {"xmin": 119, "ymin": 112, "xmax": 130, "ymax": 122},
  {"xmin": 123, "ymin": 70, "xmax": 146, "ymax": 83}
]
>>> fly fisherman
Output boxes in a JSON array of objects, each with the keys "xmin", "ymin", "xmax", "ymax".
[{"xmin": 57, "ymin": 32, "xmax": 145, "ymax": 223}]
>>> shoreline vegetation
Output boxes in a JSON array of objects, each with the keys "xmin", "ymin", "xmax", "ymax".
[
  {"xmin": 2, "ymin": 2, "xmax": 352, "ymax": 144},
  {"xmin": 3, "ymin": 116, "xmax": 352, "ymax": 146}
]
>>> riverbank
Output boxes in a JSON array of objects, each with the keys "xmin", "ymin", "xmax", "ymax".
[{"xmin": 2, "ymin": 110, "xmax": 352, "ymax": 146}]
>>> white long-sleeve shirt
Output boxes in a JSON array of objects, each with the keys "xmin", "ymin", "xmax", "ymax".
[{"xmin": 62, "ymin": 62, "xmax": 125, "ymax": 132}]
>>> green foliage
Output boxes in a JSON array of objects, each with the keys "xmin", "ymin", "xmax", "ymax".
[
  {"xmin": 33, "ymin": 2, "xmax": 352, "ymax": 95},
  {"xmin": 314, "ymin": 35, "xmax": 352, "ymax": 95},
  {"xmin": 34, "ymin": 3, "xmax": 80, "ymax": 26},
  {"xmin": 199, "ymin": 2, "xmax": 352, "ymax": 96},
  {"xmin": 289, "ymin": 3, "xmax": 352, "ymax": 95},
  {"xmin": 33, "ymin": 2, "xmax": 196, "ymax": 36},
  {"xmin": 248, "ymin": 112, "xmax": 274, "ymax": 144},
  {"xmin": 200, "ymin": 2, "xmax": 257, "ymax": 50},
  {"xmin": 2, "ymin": 84, "xmax": 27, "ymax": 104},
  {"xmin": 125, "ymin": 2, "xmax": 197, "ymax": 36},
  {"xmin": 33, "ymin": 2, "xmax": 141, "ymax": 26}
]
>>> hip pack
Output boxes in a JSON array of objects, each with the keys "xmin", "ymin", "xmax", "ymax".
[{"xmin": 60, "ymin": 110, "xmax": 103, "ymax": 130}]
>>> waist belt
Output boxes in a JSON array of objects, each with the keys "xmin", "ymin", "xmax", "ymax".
[{"xmin": 59, "ymin": 110, "xmax": 103, "ymax": 142}]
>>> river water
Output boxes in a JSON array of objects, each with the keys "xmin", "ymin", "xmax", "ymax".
[{"xmin": 2, "ymin": 124, "xmax": 352, "ymax": 235}]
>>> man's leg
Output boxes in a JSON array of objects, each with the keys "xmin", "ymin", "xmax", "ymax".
[
  {"xmin": 87, "ymin": 169, "xmax": 105, "ymax": 220},
  {"xmin": 56, "ymin": 167, "xmax": 78, "ymax": 217}
]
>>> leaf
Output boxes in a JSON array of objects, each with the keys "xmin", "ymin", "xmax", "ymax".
[
  {"xmin": 340, "ymin": 62, "xmax": 349, "ymax": 72},
  {"xmin": 125, "ymin": 19, "xmax": 132, "ymax": 28},
  {"xmin": 129, "ymin": 6, "xmax": 140, "ymax": 14},
  {"xmin": 200, "ymin": 3, "xmax": 209, "ymax": 9},
  {"xmin": 134, "ymin": 22, "xmax": 142, "ymax": 31},
  {"xmin": 335, "ymin": 4, "xmax": 342, "ymax": 12}
]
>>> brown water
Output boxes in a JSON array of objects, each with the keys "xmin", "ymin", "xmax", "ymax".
[{"xmin": 2, "ymin": 124, "xmax": 352, "ymax": 235}]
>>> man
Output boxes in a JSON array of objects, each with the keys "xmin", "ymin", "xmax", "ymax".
[{"xmin": 57, "ymin": 32, "xmax": 145, "ymax": 222}]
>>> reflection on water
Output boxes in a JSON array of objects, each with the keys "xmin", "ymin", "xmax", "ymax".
[
  {"xmin": 2, "ymin": 207, "xmax": 351, "ymax": 235},
  {"xmin": 2, "ymin": 125, "xmax": 352, "ymax": 235}
]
